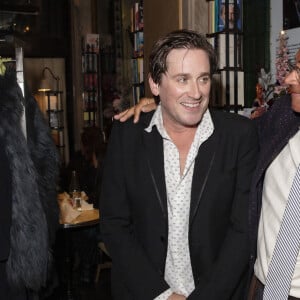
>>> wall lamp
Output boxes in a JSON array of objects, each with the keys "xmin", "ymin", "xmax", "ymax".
[{"xmin": 38, "ymin": 66, "xmax": 60, "ymax": 92}]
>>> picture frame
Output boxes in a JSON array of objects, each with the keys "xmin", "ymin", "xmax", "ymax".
[{"xmin": 216, "ymin": 0, "xmax": 242, "ymax": 32}]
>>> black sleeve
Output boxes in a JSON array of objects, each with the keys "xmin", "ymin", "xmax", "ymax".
[{"xmin": 0, "ymin": 143, "xmax": 12, "ymax": 261}]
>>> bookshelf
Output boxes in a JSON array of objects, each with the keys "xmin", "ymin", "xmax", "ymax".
[
  {"xmin": 45, "ymin": 90, "xmax": 65, "ymax": 164},
  {"xmin": 130, "ymin": 1, "xmax": 144, "ymax": 105},
  {"xmin": 82, "ymin": 34, "xmax": 102, "ymax": 128},
  {"xmin": 207, "ymin": 0, "xmax": 244, "ymax": 112}
]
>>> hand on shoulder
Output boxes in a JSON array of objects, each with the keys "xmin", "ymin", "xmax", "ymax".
[{"xmin": 114, "ymin": 97, "xmax": 157, "ymax": 123}]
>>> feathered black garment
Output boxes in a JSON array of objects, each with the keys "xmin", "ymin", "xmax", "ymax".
[{"xmin": 0, "ymin": 71, "xmax": 60, "ymax": 292}]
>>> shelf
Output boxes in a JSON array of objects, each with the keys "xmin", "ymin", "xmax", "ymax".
[
  {"xmin": 45, "ymin": 90, "xmax": 65, "ymax": 164},
  {"xmin": 206, "ymin": 30, "xmax": 243, "ymax": 38},
  {"xmin": 207, "ymin": 0, "xmax": 244, "ymax": 110},
  {"xmin": 50, "ymin": 126, "xmax": 64, "ymax": 130},
  {"xmin": 82, "ymin": 34, "xmax": 101, "ymax": 128},
  {"xmin": 132, "ymin": 55, "xmax": 144, "ymax": 59},
  {"xmin": 132, "ymin": 82, "xmax": 144, "ymax": 86},
  {"xmin": 46, "ymin": 109, "xmax": 64, "ymax": 113},
  {"xmin": 130, "ymin": 2, "xmax": 144, "ymax": 105}
]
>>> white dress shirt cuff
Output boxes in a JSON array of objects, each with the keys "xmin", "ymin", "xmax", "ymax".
[{"xmin": 154, "ymin": 288, "xmax": 173, "ymax": 300}]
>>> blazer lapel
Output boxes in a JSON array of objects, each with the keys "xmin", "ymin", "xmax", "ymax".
[
  {"xmin": 255, "ymin": 132, "xmax": 292, "ymax": 185},
  {"xmin": 143, "ymin": 128, "xmax": 217, "ymax": 224},
  {"xmin": 189, "ymin": 131, "xmax": 217, "ymax": 225},
  {"xmin": 254, "ymin": 103, "xmax": 300, "ymax": 186},
  {"xmin": 142, "ymin": 127, "xmax": 168, "ymax": 219}
]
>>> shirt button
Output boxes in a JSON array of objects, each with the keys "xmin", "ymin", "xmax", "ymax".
[{"xmin": 160, "ymin": 236, "xmax": 165, "ymax": 242}]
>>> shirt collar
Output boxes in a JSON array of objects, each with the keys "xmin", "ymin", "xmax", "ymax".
[{"xmin": 145, "ymin": 104, "xmax": 214, "ymax": 144}]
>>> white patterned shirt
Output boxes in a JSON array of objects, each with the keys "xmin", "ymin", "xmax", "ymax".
[{"xmin": 146, "ymin": 105, "xmax": 214, "ymax": 299}]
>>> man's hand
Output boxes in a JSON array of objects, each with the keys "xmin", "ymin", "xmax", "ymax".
[
  {"xmin": 250, "ymin": 106, "xmax": 267, "ymax": 119},
  {"xmin": 167, "ymin": 293, "xmax": 186, "ymax": 300},
  {"xmin": 114, "ymin": 97, "xmax": 157, "ymax": 123}
]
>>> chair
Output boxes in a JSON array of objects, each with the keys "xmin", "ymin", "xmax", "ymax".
[{"xmin": 94, "ymin": 242, "xmax": 112, "ymax": 283}]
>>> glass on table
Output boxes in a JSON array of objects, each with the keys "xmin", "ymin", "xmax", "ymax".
[{"xmin": 69, "ymin": 170, "xmax": 82, "ymax": 211}]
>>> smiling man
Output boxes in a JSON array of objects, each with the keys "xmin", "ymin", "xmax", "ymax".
[{"xmin": 100, "ymin": 29, "xmax": 259, "ymax": 300}]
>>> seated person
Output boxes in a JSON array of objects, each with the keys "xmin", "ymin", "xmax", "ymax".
[
  {"xmin": 250, "ymin": 83, "xmax": 269, "ymax": 119},
  {"xmin": 61, "ymin": 126, "xmax": 106, "ymax": 207},
  {"xmin": 59, "ymin": 126, "xmax": 107, "ymax": 283}
]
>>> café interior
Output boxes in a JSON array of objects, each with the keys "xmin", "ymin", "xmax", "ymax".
[{"xmin": 0, "ymin": 0, "xmax": 297, "ymax": 299}]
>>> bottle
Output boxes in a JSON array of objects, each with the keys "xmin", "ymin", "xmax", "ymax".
[{"xmin": 69, "ymin": 170, "xmax": 82, "ymax": 210}]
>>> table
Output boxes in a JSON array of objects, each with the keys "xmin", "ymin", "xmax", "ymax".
[
  {"xmin": 61, "ymin": 209, "xmax": 100, "ymax": 228},
  {"xmin": 60, "ymin": 209, "xmax": 100, "ymax": 300}
]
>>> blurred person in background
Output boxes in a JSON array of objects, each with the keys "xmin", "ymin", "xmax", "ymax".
[
  {"xmin": 61, "ymin": 126, "xmax": 106, "ymax": 207},
  {"xmin": 60, "ymin": 126, "xmax": 107, "ymax": 283}
]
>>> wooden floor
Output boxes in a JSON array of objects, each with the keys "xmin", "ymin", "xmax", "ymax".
[
  {"xmin": 46, "ymin": 267, "xmax": 112, "ymax": 300},
  {"xmin": 45, "ymin": 228, "xmax": 113, "ymax": 300}
]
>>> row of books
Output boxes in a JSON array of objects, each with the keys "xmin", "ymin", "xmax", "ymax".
[
  {"xmin": 130, "ymin": 2, "xmax": 144, "ymax": 32},
  {"xmin": 132, "ymin": 84, "xmax": 145, "ymax": 105},
  {"xmin": 83, "ymin": 73, "xmax": 98, "ymax": 91},
  {"xmin": 132, "ymin": 57, "xmax": 144, "ymax": 84},
  {"xmin": 83, "ymin": 111, "xmax": 96, "ymax": 127},
  {"xmin": 133, "ymin": 31, "xmax": 144, "ymax": 57},
  {"xmin": 208, "ymin": 0, "xmax": 242, "ymax": 33},
  {"xmin": 83, "ymin": 91, "xmax": 98, "ymax": 112},
  {"xmin": 82, "ymin": 33, "xmax": 100, "ymax": 127},
  {"xmin": 82, "ymin": 34, "xmax": 100, "ymax": 54},
  {"xmin": 82, "ymin": 52, "xmax": 98, "ymax": 73}
]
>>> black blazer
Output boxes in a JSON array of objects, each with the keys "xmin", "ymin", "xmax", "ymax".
[
  {"xmin": 249, "ymin": 95, "xmax": 300, "ymax": 269},
  {"xmin": 100, "ymin": 109, "xmax": 259, "ymax": 300}
]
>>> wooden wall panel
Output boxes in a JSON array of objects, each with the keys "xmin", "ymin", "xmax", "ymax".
[
  {"xmin": 143, "ymin": 0, "xmax": 209, "ymax": 96},
  {"xmin": 143, "ymin": 0, "xmax": 182, "ymax": 96}
]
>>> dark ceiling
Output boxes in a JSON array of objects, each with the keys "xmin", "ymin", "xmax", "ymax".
[
  {"xmin": 0, "ymin": 0, "xmax": 69, "ymax": 57},
  {"xmin": 0, "ymin": 1, "xmax": 40, "ymax": 33}
]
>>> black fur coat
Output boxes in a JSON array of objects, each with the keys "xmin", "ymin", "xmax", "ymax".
[{"xmin": 0, "ymin": 71, "xmax": 60, "ymax": 293}]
